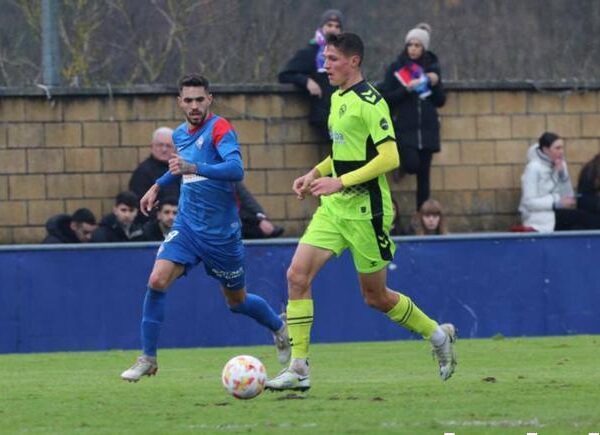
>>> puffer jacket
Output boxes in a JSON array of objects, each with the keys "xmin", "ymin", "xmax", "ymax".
[
  {"xmin": 519, "ymin": 144, "xmax": 574, "ymax": 232},
  {"xmin": 91, "ymin": 213, "xmax": 144, "ymax": 243},
  {"xmin": 378, "ymin": 51, "xmax": 446, "ymax": 152},
  {"xmin": 42, "ymin": 214, "xmax": 79, "ymax": 243}
]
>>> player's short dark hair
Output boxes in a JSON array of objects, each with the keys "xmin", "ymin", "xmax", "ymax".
[
  {"xmin": 71, "ymin": 208, "xmax": 96, "ymax": 225},
  {"xmin": 325, "ymin": 32, "xmax": 364, "ymax": 65},
  {"xmin": 115, "ymin": 191, "xmax": 139, "ymax": 209},
  {"xmin": 178, "ymin": 73, "xmax": 210, "ymax": 92},
  {"xmin": 159, "ymin": 196, "xmax": 178, "ymax": 209},
  {"xmin": 538, "ymin": 131, "xmax": 561, "ymax": 149}
]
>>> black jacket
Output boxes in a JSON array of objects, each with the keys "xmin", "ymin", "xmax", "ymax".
[
  {"xmin": 129, "ymin": 155, "xmax": 180, "ymax": 203},
  {"xmin": 278, "ymin": 41, "xmax": 336, "ymax": 129},
  {"xmin": 141, "ymin": 219, "xmax": 167, "ymax": 242},
  {"xmin": 91, "ymin": 213, "xmax": 144, "ymax": 243},
  {"xmin": 43, "ymin": 214, "xmax": 80, "ymax": 243},
  {"xmin": 577, "ymin": 161, "xmax": 600, "ymax": 214},
  {"xmin": 236, "ymin": 182, "xmax": 264, "ymax": 225},
  {"xmin": 379, "ymin": 51, "xmax": 446, "ymax": 153}
]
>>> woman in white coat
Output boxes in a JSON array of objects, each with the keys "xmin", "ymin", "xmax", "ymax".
[{"xmin": 519, "ymin": 132, "xmax": 600, "ymax": 232}]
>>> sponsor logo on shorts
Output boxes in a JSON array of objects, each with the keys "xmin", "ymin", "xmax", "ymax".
[{"xmin": 211, "ymin": 266, "xmax": 244, "ymax": 281}]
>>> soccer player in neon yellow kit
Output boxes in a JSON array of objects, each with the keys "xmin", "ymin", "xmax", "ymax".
[{"xmin": 266, "ymin": 33, "xmax": 456, "ymax": 392}]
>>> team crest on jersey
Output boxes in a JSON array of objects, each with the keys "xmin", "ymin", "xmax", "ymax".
[
  {"xmin": 339, "ymin": 104, "xmax": 347, "ymax": 118},
  {"xmin": 380, "ymin": 118, "xmax": 389, "ymax": 130},
  {"xmin": 195, "ymin": 136, "xmax": 204, "ymax": 149}
]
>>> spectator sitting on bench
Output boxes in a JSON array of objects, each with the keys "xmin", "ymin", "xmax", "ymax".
[
  {"xmin": 91, "ymin": 191, "xmax": 144, "ymax": 242},
  {"xmin": 142, "ymin": 197, "xmax": 178, "ymax": 241},
  {"xmin": 519, "ymin": 132, "xmax": 600, "ymax": 232},
  {"xmin": 407, "ymin": 198, "xmax": 448, "ymax": 235},
  {"xmin": 42, "ymin": 208, "xmax": 97, "ymax": 243}
]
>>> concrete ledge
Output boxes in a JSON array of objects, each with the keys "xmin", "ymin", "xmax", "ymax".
[{"xmin": 2, "ymin": 80, "xmax": 600, "ymax": 98}]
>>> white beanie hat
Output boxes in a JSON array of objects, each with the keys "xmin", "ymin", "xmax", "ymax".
[{"xmin": 405, "ymin": 23, "xmax": 431, "ymax": 50}]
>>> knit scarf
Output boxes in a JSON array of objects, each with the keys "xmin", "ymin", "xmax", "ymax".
[{"xmin": 314, "ymin": 29, "xmax": 327, "ymax": 72}]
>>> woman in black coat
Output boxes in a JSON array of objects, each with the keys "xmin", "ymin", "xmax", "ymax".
[
  {"xmin": 577, "ymin": 153, "xmax": 600, "ymax": 215},
  {"xmin": 379, "ymin": 23, "xmax": 446, "ymax": 210}
]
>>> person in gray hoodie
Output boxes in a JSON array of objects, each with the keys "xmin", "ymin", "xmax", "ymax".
[{"xmin": 519, "ymin": 132, "xmax": 600, "ymax": 232}]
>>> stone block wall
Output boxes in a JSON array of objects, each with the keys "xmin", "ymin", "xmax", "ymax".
[
  {"xmin": 0, "ymin": 84, "xmax": 599, "ymax": 243},
  {"xmin": 422, "ymin": 90, "xmax": 600, "ymax": 232}
]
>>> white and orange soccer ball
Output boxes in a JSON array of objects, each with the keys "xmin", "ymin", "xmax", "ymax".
[{"xmin": 221, "ymin": 355, "xmax": 267, "ymax": 399}]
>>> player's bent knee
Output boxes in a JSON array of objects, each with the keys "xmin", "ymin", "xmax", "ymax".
[
  {"xmin": 148, "ymin": 272, "xmax": 170, "ymax": 291},
  {"xmin": 287, "ymin": 265, "xmax": 310, "ymax": 295}
]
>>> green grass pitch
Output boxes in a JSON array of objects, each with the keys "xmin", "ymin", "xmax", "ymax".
[{"xmin": 1, "ymin": 336, "xmax": 599, "ymax": 434}]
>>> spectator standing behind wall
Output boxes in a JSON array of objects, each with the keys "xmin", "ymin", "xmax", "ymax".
[
  {"xmin": 378, "ymin": 23, "xmax": 446, "ymax": 211},
  {"xmin": 42, "ymin": 208, "xmax": 97, "ymax": 243},
  {"xmin": 141, "ymin": 197, "xmax": 178, "ymax": 241},
  {"xmin": 91, "ymin": 191, "xmax": 144, "ymax": 242},
  {"xmin": 519, "ymin": 132, "xmax": 600, "ymax": 232},
  {"xmin": 278, "ymin": 9, "xmax": 343, "ymax": 142},
  {"xmin": 129, "ymin": 127, "xmax": 179, "ymax": 222}
]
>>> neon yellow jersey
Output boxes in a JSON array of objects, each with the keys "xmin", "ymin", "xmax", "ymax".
[{"xmin": 322, "ymin": 80, "xmax": 396, "ymax": 220}]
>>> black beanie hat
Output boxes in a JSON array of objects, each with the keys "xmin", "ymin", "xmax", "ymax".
[{"xmin": 320, "ymin": 9, "xmax": 344, "ymax": 29}]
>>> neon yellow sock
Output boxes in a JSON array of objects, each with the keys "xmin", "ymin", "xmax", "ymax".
[
  {"xmin": 386, "ymin": 291, "xmax": 438, "ymax": 339},
  {"xmin": 287, "ymin": 299, "xmax": 314, "ymax": 360}
]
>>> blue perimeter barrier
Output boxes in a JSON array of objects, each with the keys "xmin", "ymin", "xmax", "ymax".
[{"xmin": 1, "ymin": 232, "xmax": 599, "ymax": 354}]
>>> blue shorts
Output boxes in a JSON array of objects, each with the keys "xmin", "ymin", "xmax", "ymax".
[{"xmin": 156, "ymin": 224, "xmax": 245, "ymax": 290}]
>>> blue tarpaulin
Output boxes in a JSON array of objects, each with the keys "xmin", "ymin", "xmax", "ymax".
[{"xmin": 0, "ymin": 232, "xmax": 598, "ymax": 354}]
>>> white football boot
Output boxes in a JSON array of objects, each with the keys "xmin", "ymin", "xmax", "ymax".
[
  {"xmin": 120, "ymin": 355, "xmax": 158, "ymax": 382},
  {"xmin": 272, "ymin": 314, "xmax": 292, "ymax": 365},
  {"xmin": 431, "ymin": 323, "xmax": 457, "ymax": 381},
  {"xmin": 265, "ymin": 359, "xmax": 310, "ymax": 392}
]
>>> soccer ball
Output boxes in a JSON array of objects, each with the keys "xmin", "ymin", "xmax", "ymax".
[{"xmin": 221, "ymin": 355, "xmax": 267, "ymax": 399}]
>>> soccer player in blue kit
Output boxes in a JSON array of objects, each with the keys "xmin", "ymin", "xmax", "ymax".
[{"xmin": 121, "ymin": 74, "xmax": 291, "ymax": 382}]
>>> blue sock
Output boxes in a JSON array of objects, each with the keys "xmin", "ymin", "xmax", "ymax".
[
  {"xmin": 141, "ymin": 288, "xmax": 167, "ymax": 357},
  {"xmin": 229, "ymin": 293, "xmax": 284, "ymax": 332}
]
